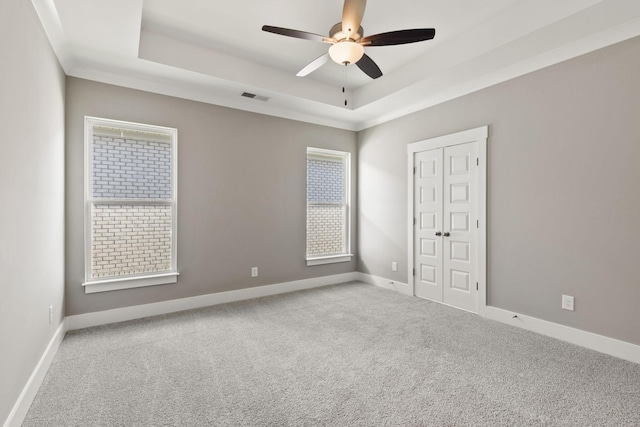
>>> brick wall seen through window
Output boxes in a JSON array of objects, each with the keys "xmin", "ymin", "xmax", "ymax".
[
  {"xmin": 306, "ymin": 149, "xmax": 349, "ymax": 259},
  {"xmin": 85, "ymin": 117, "xmax": 177, "ymax": 292}
]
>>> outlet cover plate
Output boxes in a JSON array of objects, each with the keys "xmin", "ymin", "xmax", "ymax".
[
  {"xmin": 251, "ymin": 267, "xmax": 258, "ymax": 277},
  {"xmin": 562, "ymin": 295, "xmax": 574, "ymax": 311}
]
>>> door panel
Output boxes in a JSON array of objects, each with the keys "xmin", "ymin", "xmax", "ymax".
[
  {"xmin": 450, "ymin": 212, "xmax": 469, "ymax": 231},
  {"xmin": 414, "ymin": 148, "xmax": 442, "ymax": 301},
  {"xmin": 450, "ymin": 269, "xmax": 471, "ymax": 291},
  {"xmin": 443, "ymin": 142, "xmax": 477, "ymax": 312},
  {"xmin": 449, "ymin": 183, "xmax": 470, "ymax": 203},
  {"xmin": 450, "ymin": 241, "xmax": 470, "ymax": 262}
]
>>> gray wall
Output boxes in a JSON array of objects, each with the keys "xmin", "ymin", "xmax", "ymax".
[
  {"xmin": 65, "ymin": 78, "xmax": 357, "ymax": 315},
  {"xmin": 358, "ymin": 36, "xmax": 640, "ymax": 345},
  {"xmin": 0, "ymin": 0, "xmax": 66, "ymax": 423}
]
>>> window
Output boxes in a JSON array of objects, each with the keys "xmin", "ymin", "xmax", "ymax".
[
  {"xmin": 83, "ymin": 117, "xmax": 178, "ymax": 293},
  {"xmin": 306, "ymin": 147, "xmax": 352, "ymax": 266}
]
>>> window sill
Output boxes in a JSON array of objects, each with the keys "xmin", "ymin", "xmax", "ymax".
[
  {"xmin": 82, "ymin": 272, "xmax": 179, "ymax": 294},
  {"xmin": 306, "ymin": 254, "xmax": 353, "ymax": 266}
]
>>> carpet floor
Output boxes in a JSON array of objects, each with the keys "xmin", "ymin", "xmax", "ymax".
[{"xmin": 23, "ymin": 282, "xmax": 640, "ymax": 426}]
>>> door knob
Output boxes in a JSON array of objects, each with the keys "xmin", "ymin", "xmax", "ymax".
[
  {"xmin": 443, "ymin": 232, "xmax": 450, "ymax": 237},
  {"xmin": 435, "ymin": 231, "xmax": 442, "ymax": 236}
]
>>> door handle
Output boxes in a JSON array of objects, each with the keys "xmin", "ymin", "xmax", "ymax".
[
  {"xmin": 435, "ymin": 231, "xmax": 442, "ymax": 236},
  {"xmin": 443, "ymin": 232, "xmax": 450, "ymax": 237}
]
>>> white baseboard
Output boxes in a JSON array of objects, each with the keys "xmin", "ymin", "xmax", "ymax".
[
  {"xmin": 4, "ymin": 273, "xmax": 358, "ymax": 427},
  {"xmin": 356, "ymin": 272, "xmax": 640, "ymax": 365},
  {"xmin": 3, "ymin": 320, "xmax": 67, "ymax": 427},
  {"xmin": 66, "ymin": 272, "xmax": 359, "ymax": 331},
  {"xmin": 357, "ymin": 272, "xmax": 412, "ymax": 296},
  {"xmin": 6, "ymin": 271, "xmax": 640, "ymax": 427},
  {"xmin": 483, "ymin": 306, "xmax": 640, "ymax": 365}
]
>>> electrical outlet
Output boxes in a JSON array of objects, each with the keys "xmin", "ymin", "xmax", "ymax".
[
  {"xmin": 562, "ymin": 295, "xmax": 574, "ymax": 311},
  {"xmin": 49, "ymin": 305, "xmax": 53, "ymax": 324},
  {"xmin": 251, "ymin": 267, "xmax": 258, "ymax": 277},
  {"xmin": 391, "ymin": 261, "xmax": 398, "ymax": 272}
]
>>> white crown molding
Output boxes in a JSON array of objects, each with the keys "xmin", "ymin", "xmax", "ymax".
[
  {"xmin": 138, "ymin": 30, "xmax": 344, "ymax": 108},
  {"xmin": 354, "ymin": 1, "xmax": 640, "ymax": 130},
  {"xmin": 353, "ymin": 0, "xmax": 603, "ymax": 109},
  {"xmin": 29, "ymin": 0, "xmax": 73, "ymax": 70},
  {"xmin": 30, "ymin": 0, "xmax": 640, "ymax": 131},
  {"xmin": 66, "ymin": 49, "xmax": 359, "ymax": 131}
]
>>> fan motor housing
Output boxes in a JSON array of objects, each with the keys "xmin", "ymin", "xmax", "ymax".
[{"xmin": 330, "ymin": 22, "xmax": 363, "ymax": 41}]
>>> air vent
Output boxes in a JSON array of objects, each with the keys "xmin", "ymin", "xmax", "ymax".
[{"xmin": 241, "ymin": 92, "xmax": 269, "ymax": 102}]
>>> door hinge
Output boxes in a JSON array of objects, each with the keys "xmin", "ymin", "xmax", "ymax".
[
  {"xmin": 413, "ymin": 268, "xmax": 416, "ymax": 276},
  {"xmin": 477, "ymin": 220, "xmax": 479, "ymax": 228},
  {"xmin": 413, "ymin": 218, "xmax": 416, "ymax": 226},
  {"xmin": 476, "ymin": 282, "xmax": 479, "ymax": 291},
  {"xmin": 476, "ymin": 157, "xmax": 479, "ymax": 166},
  {"xmin": 413, "ymin": 166, "xmax": 416, "ymax": 175}
]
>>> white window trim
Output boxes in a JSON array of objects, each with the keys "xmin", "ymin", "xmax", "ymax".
[
  {"xmin": 305, "ymin": 147, "xmax": 352, "ymax": 266},
  {"xmin": 83, "ymin": 116, "xmax": 178, "ymax": 293},
  {"xmin": 306, "ymin": 254, "xmax": 354, "ymax": 266}
]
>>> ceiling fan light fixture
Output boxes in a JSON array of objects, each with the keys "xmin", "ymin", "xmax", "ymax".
[
  {"xmin": 328, "ymin": 41, "xmax": 364, "ymax": 65},
  {"xmin": 262, "ymin": 0, "xmax": 436, "ymax": 79}
]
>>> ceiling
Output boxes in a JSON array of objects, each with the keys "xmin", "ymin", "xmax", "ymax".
[{"xmin": 32, "ymin": 0, "xmax": 640, "ymax": 130}]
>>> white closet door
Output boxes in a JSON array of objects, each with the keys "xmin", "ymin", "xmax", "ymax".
[
  {"xmin": 414, "ymin": 148, "xmax": 443, "ymax": 302},
  {"xmin": 413, "ymin": 142, "xmax": 478, "ymax": 313},
  {"xmin": 442, "ymin": 142, "xmax": 478, "ymax": 312}
]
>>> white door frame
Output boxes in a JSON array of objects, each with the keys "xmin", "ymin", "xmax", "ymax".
[{"xmin": 407, "ymin": 126, "xmax": 488, "ymax": 315}]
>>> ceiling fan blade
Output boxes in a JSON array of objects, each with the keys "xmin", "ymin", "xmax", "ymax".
[
  {"xmin": 297, "ymin": 53, "xmax": 330, "ymax": 77},
  {"xmin": 356, "ymin": 53, "xmax": 382, "ymax": 79},
  {"xmin": 342, "ymin": 0, "xmax": 366, "ymax": 39},
  {"xmin": 262, "ymin": 25, "xmax": 332, "ymax": 43},
  {"xmin": 360, "ymin": 28, "xmax": 436, "ymax": 46}
]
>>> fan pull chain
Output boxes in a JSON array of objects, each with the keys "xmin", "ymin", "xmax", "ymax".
[{"xmin": 343, "ymin": 63, "xmax": 348, "ymax": 107}]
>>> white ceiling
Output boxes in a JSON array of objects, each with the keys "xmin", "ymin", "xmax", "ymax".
[{"xmin": 32, "ymin": 0, "xmax": 640, "ymax": 130}]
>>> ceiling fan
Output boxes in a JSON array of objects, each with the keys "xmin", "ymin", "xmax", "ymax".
[{"xmin": 262, "ymin": 0, "xmax": 435, "ymax": 79}]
